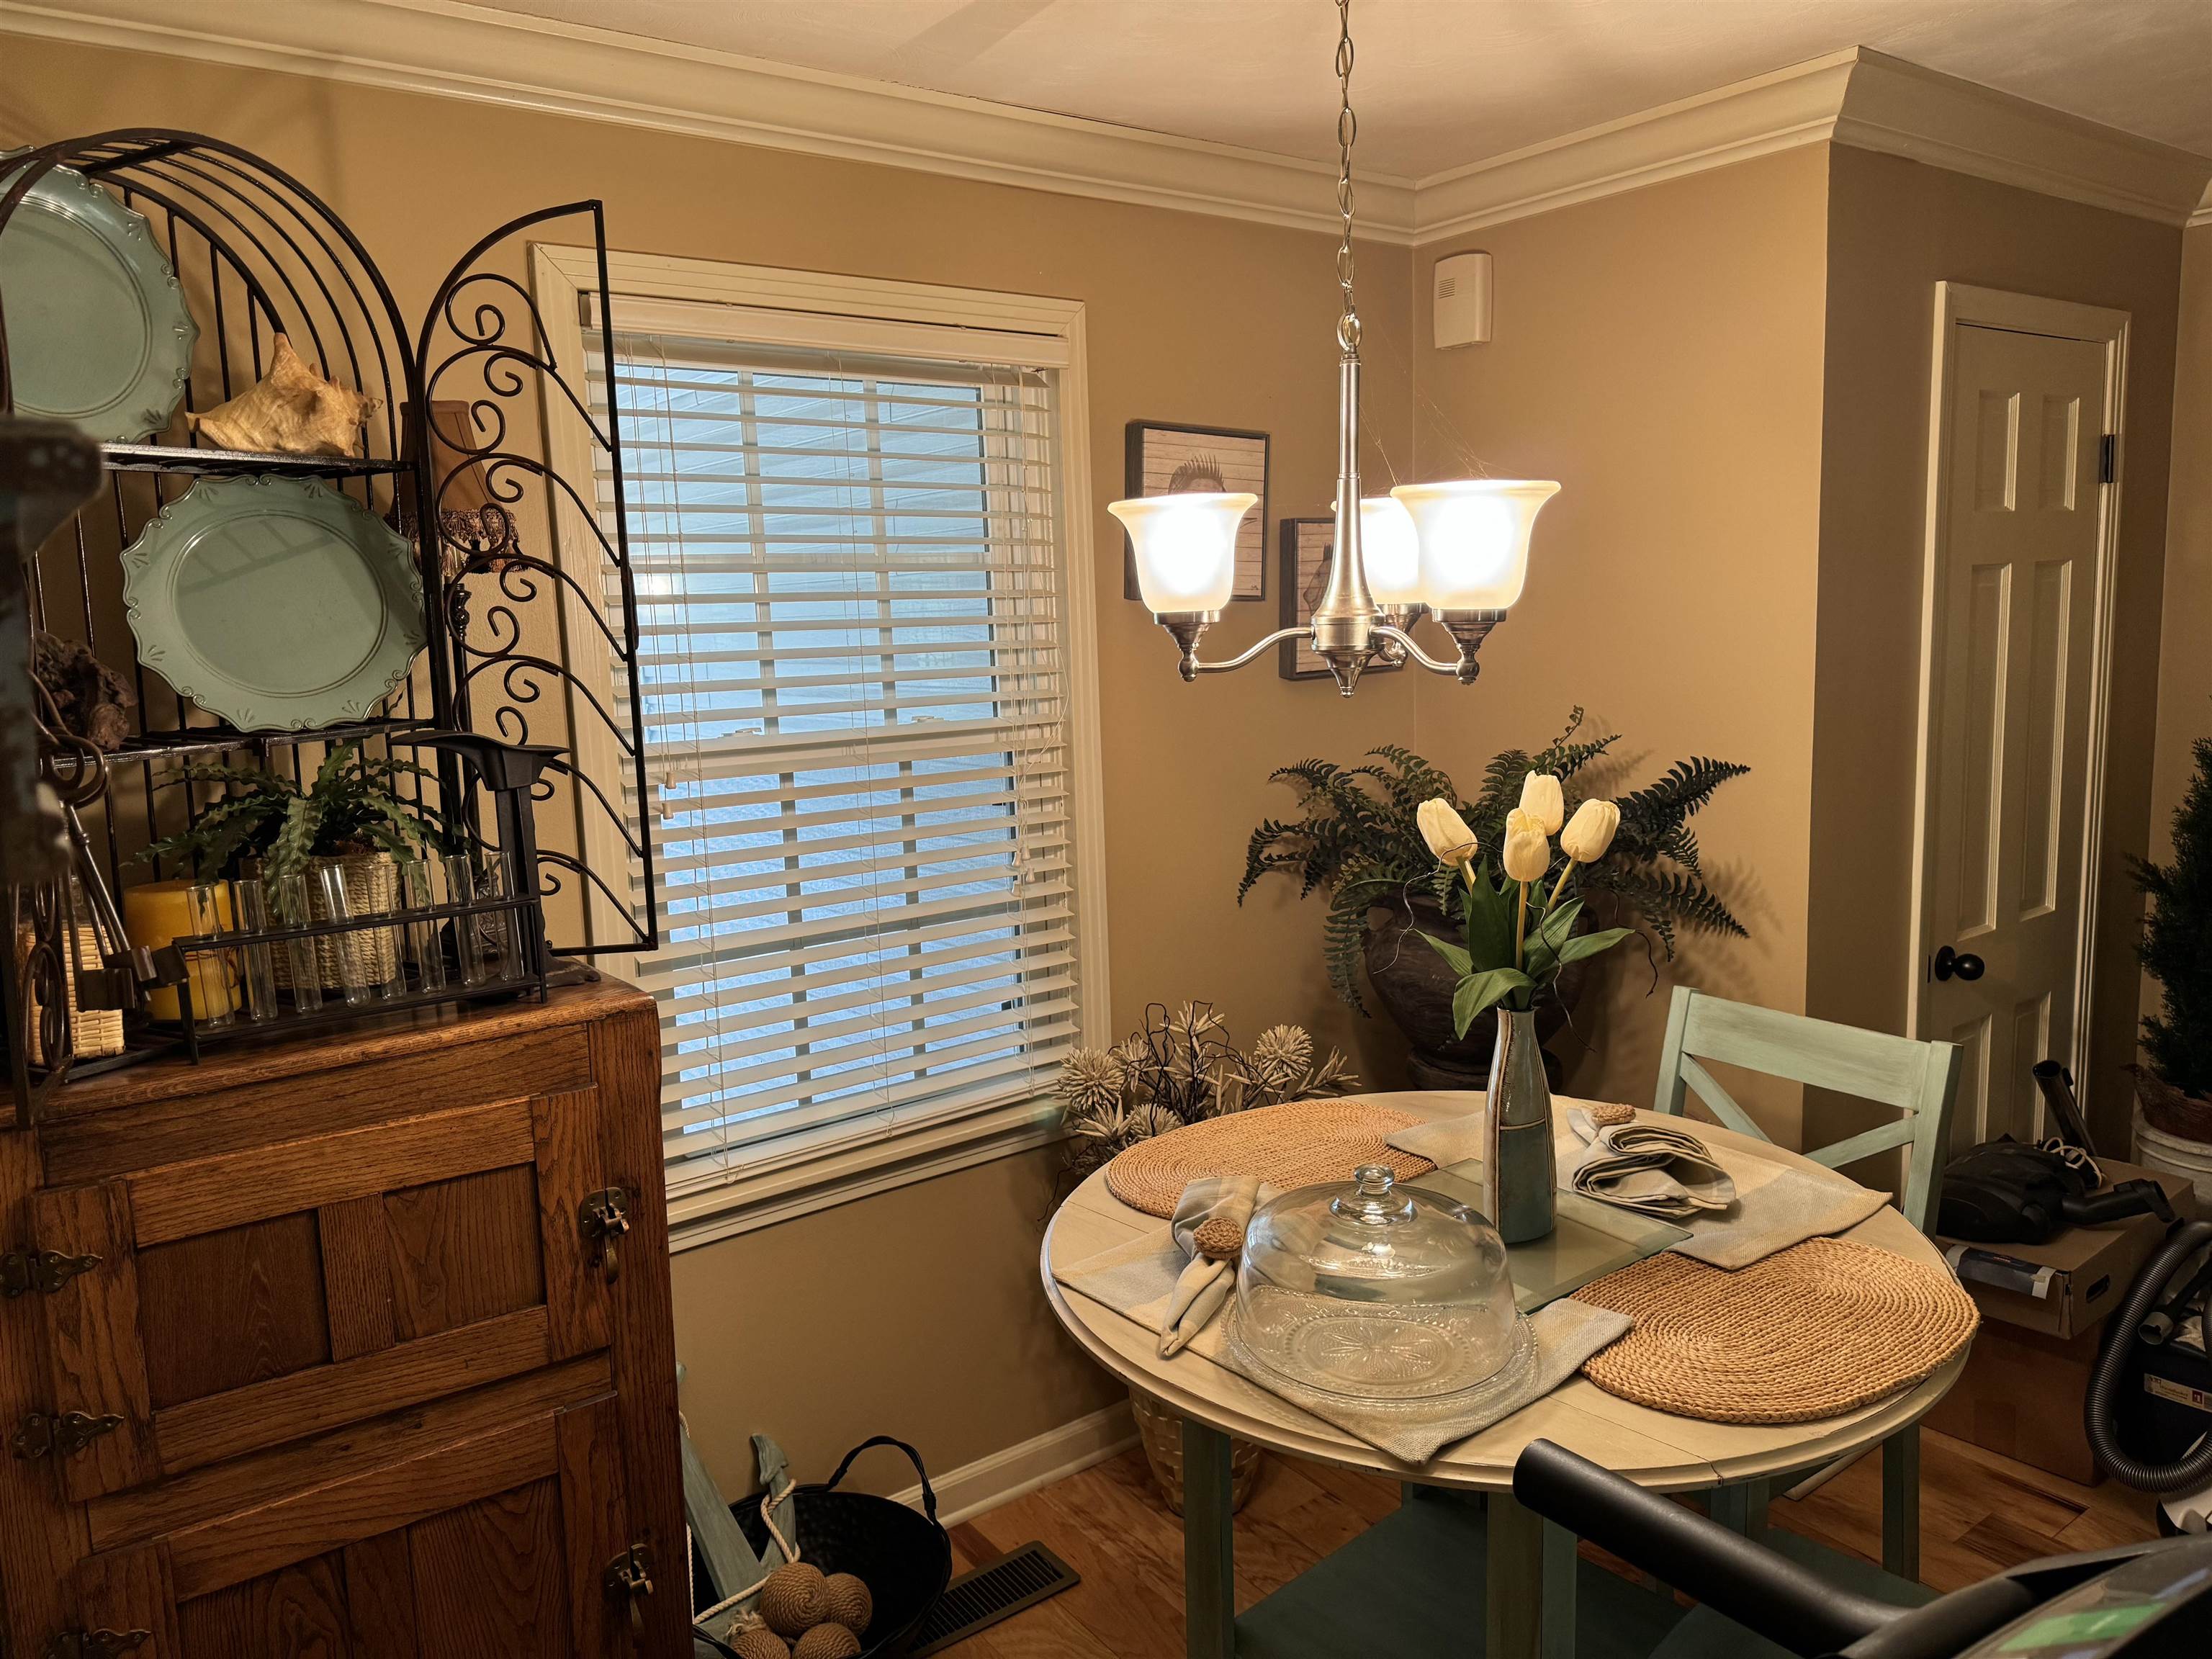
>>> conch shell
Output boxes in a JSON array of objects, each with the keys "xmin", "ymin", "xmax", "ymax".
[{"xmin": 186, "ymin": 334, "xmax": 376, "ymax": 457}]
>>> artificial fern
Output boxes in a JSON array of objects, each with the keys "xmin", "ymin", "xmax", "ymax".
[
  {"xmin": 2135, "ymin": 730, "xmax": 2212, "ymax": 1097},
  {"xmin": 140, "ymin": 742, "xmax": 448, "ymax": 908},
  {"xmin": 1241, "ymin": 711, "xmax": 1750, "ymax": 1012}
]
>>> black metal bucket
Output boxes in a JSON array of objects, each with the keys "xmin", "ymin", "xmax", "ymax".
[{"xmin": 696, "ymin": 1436, "xmax": 950, "ymax": 1659}]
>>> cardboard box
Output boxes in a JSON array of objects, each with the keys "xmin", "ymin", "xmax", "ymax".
[
  {"xmin": 1925, "ymin": 1159, "xmax": 2200, "ymax": 1484},
  {"xmin": 1923, "ymin": 1319, "xmax": 2105, "ymax": 1484},
  {"xmin": 1934, "ymin": 1159, "xmax": 2200, "ymax": 1339}
]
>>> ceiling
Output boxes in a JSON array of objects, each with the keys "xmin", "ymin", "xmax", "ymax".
[{"xmin": 479, "ymin": 0, "xmax": 2212, "ymax": 179}]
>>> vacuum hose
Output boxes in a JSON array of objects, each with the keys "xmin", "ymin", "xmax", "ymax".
[{"xmin": 2085, "ymin": 1218, "xmax": 2212, "ymax": 1493}]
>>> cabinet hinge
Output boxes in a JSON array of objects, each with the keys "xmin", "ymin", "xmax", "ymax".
[
  {"xmin": 579, "ymin": 1187, "xmax": 632, "ymax": 1285},
  {"xmin": 2099, "ymin": 433, "xmax": 2117, "ymax": 484},
  {"xmin": 43, "ymin": 1629, "xmax": 152, "ymax": 1659},
  {"xmin": 1, "ymin": 1248, "xmax": 103, "ymax": 1298},
  {"xmin": 12, "ymin": 1410, "xmax": 125, "ymax": 1462},
  {"xmin": 604, "ymin": 1541, "xmax": 655, "ymax": 1632}
]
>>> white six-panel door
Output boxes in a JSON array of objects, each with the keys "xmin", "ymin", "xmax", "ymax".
[{"xmin": 1915, "ymin": 290, "xmax": 2124, "ymax": 1155}]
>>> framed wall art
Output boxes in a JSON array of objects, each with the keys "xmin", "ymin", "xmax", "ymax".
[
  {"xmin": 1278, "ymin": 516, "xmax": 1402, "ymax": 681},
  {"xmin": 1121, "ymin": 420, "xmax": 1269, "ymax": 603}
]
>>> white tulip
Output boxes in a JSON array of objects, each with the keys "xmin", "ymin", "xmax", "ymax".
[
  {"xmin": 1519, "ymin": 772, "xmax": 1565, "ymax": 835},
  {"xmin": 1561, "ymin": 798, "xmax": 1622, "ymax": 863},
  {"xmin": 1501, "ymin": 807, "xmax": 1551, "ymax": 884},
  {"xmin": 1416, "ymin": 798, "xmax": 1480, "ymax": 870}
]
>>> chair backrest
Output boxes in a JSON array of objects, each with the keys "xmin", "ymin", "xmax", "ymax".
[{"xmin": 1652, "ymin": 986, "xmax": 1963, "ymax": 1233}]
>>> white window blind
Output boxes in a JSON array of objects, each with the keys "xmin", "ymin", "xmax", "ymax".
[{"xmin": 588, "ymin": 326, "xmax": 1084, "ymax": 1213}]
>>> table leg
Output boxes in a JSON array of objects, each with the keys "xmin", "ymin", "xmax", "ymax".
[
  {"xmin": 1487, "ymin": 1489, "xmax": 1545, "ymax": 1659},
  {"xmin": 1183, "ymin": 1419, "xmax": 1236, "ymax": 1659},
  {"xmin": 1883, "ymin": 1427, "xmax": 1920, "ymax": 1584},
  {"xmin": 1709, "ymin": 1483, "xmax": 1768, "ymax": 1538},
  {"xmin": 1541, "ymin": 1516, "xmax": 1578, "ymax": 1659}
]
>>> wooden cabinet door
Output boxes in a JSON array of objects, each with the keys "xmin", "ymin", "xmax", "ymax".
[
  {"xmin": 32, "ymin": 1091, "xmax": 618, "ymax": 1501},
  {"xmin": 56, "ymin": 1393, "xmax": 640, "ymax": 1659}
]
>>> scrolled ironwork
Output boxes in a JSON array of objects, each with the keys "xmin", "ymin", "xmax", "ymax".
[{"xmin": 417, "ymin": 202, "xmax": 655, "ymax": 958}]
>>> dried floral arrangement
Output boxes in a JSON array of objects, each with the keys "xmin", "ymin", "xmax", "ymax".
[{"xmin": 1056, "ymin": 1002, "xmax": 1356, "ymax": 1190}]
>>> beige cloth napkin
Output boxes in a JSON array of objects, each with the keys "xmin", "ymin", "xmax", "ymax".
[
  {"xmin": 1386, "ymin": 1100, "xmax": 1890, "ymax": 1269},
  {"xmin": 1053, "ymin": 1225, "xmax": 1631, "ymax": 1465},
  {"xmin": 1159, "ymin": 1175, "xmax": 1261, "ymax": 1357},
  {"xmin": 1565, "ymin": 1109, "xmax": 1737, "ymax": 1220}
]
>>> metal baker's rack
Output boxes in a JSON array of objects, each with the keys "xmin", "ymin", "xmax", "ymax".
[{"xmin": 0, "ymin": 129, "xmax": 659, "ymax": 1121}]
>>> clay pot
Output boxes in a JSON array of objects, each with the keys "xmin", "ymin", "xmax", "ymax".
[{"xmin": 1360, "ymin": 892, "xmax": 1583, "ymax": 1089}]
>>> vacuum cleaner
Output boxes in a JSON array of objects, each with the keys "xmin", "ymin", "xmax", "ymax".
[
  {"xmin": 1930, "ymin": 1061, "xmax": 2211, "ymax": 1503},
  {"xmin": 1513, "ymin": 1438, "xmax": 2212, "ymax": 1658}
]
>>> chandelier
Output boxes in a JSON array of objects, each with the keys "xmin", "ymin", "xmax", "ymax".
[{"xmin": 1108, "ymin": 0, "xmax": 1558, "ymax": 695}]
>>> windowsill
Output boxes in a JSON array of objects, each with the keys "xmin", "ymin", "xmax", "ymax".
[{"xmin": 666, "ymin": 1096, "xmax": 1064, "ymax": 1252}]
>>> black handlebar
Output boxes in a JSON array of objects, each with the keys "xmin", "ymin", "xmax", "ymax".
[
  {"xmin": 1513, "ymin": 1442, "xmax": 2056, "ymax": 1659},
  {"xmin": 1512, "ymin": 1440, "xmax": 1900, "ymax": 1657}
]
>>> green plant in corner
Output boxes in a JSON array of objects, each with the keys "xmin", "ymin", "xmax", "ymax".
[
  {"xmin": 2134, "ymin": 727, "xmax": 2212, "ymax": 1105},
  {"xmin": 140, "ymin": 742, "xmax": 447, "ymax": 913},
  {"xmin": 1238, "ymin": 711, "xmax": 1750, "ymax": 1012}
]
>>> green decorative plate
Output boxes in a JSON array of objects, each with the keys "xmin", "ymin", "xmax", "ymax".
[
  {"xmin": 122, "ymin": 477, "xmax": 426, "ymax": 732},
  {"xmin": 0, "ymin": 152, "xmax": 197, "ymax": 442}
]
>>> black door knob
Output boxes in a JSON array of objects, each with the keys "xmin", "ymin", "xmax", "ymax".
[{"xmin": 1932, "ymin": 945, "xmax": 1985, "ymax": 983}]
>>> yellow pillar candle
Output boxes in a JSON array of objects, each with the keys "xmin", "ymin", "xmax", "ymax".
[{"xmin": 123, "ymin": 879, "xmax": 237, "ymax": 1023}]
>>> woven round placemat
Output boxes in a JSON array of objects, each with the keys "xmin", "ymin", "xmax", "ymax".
[
  {"xmin": 1105, "ymin": 1100, "xmax": 1435, "ymax": 1219},
  {"xmin": 1574, "ymin": 1236, "xmax": 1979, "ymax": 1424}
]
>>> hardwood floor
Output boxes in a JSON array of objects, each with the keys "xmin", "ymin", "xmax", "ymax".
[{"xmin": 937, "ymin": 1429, "xmax": 2164, "ymax": 1657}]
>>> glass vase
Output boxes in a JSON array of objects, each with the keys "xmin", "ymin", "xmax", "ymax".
[{"xmin": 1484, "ymin": 1006, "xmax": 1557, "ymax": 1243}]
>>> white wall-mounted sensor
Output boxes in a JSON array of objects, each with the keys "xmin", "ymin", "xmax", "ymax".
[{"xmin": 1432, "ymin": 251, "xmax": 1493, "ymax": 349}]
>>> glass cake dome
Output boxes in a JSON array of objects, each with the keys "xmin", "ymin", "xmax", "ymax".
[{"xmin": 1227, "ymin": 1164, "xmax": 1534, "ymax": 1409}]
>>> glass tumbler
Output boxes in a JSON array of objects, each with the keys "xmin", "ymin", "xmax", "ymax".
[
  {"xmin": 317, "ymin": 863, "xmax": 374, "ymax": 1007},
  {"xmin": 276, "ymin": 872, "xmax": 323, "ymax": 1015},
  {"xmin": 183, "ymin": 881, "xmax": 238, "ymax": 1029},
  {"xmin": 230, "ymin": 877, "xmax": 279, "ymax": 1022},
  {"xmin": 398, "ymin": 858, "xmax": 445, "ymax": 993}
]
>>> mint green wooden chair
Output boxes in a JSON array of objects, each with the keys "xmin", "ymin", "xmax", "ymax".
[{"xmin": 1653, "ymin": 985, "xmax": 1964, "ymax": 1583}]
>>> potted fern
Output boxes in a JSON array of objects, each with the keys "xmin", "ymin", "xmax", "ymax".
[
  {"xmin": 1239, "ymin": 711, "xmax": 1749, "ymax": 1083},
  {"xmin": 2132, "ymin": 726, "xmax": 2212, "ymax": 1145},
  {"xmin": 141, "ymin": 742, "xmax": 446, "ymax": 989}
]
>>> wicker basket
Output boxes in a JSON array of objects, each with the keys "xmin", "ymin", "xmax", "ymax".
[
  {"xmin": 18, "ymin": 922, "xmax": 126, "ymax": 1064},
  {"xmin": 271, "ymin": 852, "xmax": 400, "ymax": 992},
  {"xmin": 1128, "ymin": 1388, "xmax": 1263, "ymax": 1514},
  {"xmin": 2130, "ymin": 1064, "xmax": 2212, "ymax": 1145}
]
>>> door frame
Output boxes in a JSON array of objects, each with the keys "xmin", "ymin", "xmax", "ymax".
[{"xmin": 1905, "ymin": 282, "xmax": 2131, "ymax": 1118}]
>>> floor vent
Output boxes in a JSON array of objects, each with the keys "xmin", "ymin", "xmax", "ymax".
[{"xmin": 911, "ymin": 1541, "xmax": 1081, "ymax": 1655}]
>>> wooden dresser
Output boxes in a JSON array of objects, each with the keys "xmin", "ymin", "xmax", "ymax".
[{"xmin": 0, "ymin": 980, "xmax": 688, "ymax": 1659}]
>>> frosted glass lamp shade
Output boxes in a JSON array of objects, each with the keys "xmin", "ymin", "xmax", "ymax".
[
  {"xmin": 1109, "ymin": 492, "xmax": 1256, "ymax": 613},
  {"xmin": 1390, "ymin": 480, "xmax": 1559, "ymax": 611},
  {"xmin": 1359, "ymin": 495, "xmax": 1423, "ymax": 606}
]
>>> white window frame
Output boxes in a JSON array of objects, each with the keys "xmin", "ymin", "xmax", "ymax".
[{"xmin": 531, "ymin": 245, "xmax": 1110, "ymax": 1250}]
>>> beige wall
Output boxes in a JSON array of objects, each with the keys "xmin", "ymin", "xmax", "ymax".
[
  {"xmin": 12, "ymin": 27, "xmax": 2201, "ymax": 1498},
  {"xmin": 2145, "ymin": 225, "xmax": 2212, "ymax": 1061},
  {"xmin": 1408, "ymin": 148, "xmax": 1835, "ymax": 1136},
  {"xmin": 1810, "ymin": 148, "xmax": 2185, "ymax": 1150},
  {"xmin": 1, "ymin": 34, "xmax": 1419, "ymax": 1496}
]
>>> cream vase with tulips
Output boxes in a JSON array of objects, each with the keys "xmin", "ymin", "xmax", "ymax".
[{"xmin": 1415, "ymin": 773, "xmax": 1635, "ymax": 1239}]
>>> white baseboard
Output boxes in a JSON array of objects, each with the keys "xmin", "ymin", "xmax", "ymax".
[{"xmin": 889, "ymin": 1401, "xmax": 1136, "ymax": 1529}]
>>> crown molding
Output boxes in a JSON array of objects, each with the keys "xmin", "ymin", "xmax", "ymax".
[
  {"xmin": 1831, "ymin": 48, "xmax": 2211, "ymax": 229},
  {"xmin": 3, "ymin": 3, "xmax": 2206, "ymax": 246},
  {"xmin": 0, "ymin": 0, "xmax": 1421, "ymax": 241},
  {"xmin": 1408, "ymin": 50, "xmax": 1858, "ymax": 240}
]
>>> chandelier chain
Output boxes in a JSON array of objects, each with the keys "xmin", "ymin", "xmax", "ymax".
[{"xmin": 1334, "ymin": 0, "xmax": 1359, "ymax": 353}]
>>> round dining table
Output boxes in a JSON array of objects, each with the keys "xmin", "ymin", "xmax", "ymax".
[{"xmin": 1039, "ymin": 1089, "xmax": 1968, "ymax": 1659}]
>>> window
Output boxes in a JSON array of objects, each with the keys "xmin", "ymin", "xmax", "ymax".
[{"xmin": 539, "ymin": 254, "xmax": 1105, "ymax": 1244}]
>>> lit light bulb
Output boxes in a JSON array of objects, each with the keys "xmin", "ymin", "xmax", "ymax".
[
  {"xmin": 1357, "ymin": 495, "xmax": 1422, "ymax": 607},
  {"xmin": 1107, "ymin": 492, "xmax": 1257, "ymax": 613},
  {"xmin": 1388, "ymin": 480, "xmax": 1558, "ymax": 611}
]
